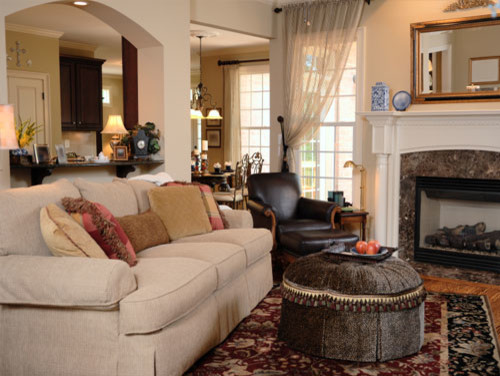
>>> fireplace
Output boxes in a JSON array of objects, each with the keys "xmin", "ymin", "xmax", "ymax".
[{"xmin": 414, "ymin": 176, "xmax": 500, "ymax": 272}]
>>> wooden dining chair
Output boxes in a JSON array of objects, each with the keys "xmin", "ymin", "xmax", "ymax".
[
  {"xmin": 213, "ymin": 160, "xmax": 246, "ymax": 209},
  {"xmin": 243, "ymin": 152, "xmax": 264, "ymax": 206}
]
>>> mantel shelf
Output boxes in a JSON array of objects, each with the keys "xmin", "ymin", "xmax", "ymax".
[{"xmin": 358, "ymin": 110, "xmax": 500, "ymax": 118}]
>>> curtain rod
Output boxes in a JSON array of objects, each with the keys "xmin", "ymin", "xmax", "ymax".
[
  {"xmin": 218, "ymin": 58, "xmax": 270, "ymax": 66},
  {"xmin": 274, "ymin": 0, "xmax": 371, "ymax": 13}
]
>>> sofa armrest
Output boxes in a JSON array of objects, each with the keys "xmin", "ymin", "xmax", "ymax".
[
  {"xmin": 247, "ymin": 200, "xmax": 277, "ymax": 249},
  {"xmin": 0, "ymin": 255, "xmax": 137, "ymax": 309},
  {"xmin": 220, "ymin": 209, "xmax": 253, "ymax": 229},
  {"xmin": 297, "ymin": 197, "xmax": 341, "ymax": 229}
]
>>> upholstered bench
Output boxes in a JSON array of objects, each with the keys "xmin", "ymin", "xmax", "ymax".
[
  {"xmin": 279, "ymin": 229, "xmax": 358, "ymax": 258},
  {"xmin": 279, "ymin": 252, "xmax": 426, "ymax": 362}
]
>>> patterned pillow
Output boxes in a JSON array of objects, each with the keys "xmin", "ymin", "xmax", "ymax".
[
  {"xmin": 62, "ymin": 197, "xmax": 137, "ymax": 266},
  {"xmin": 165, "ymin": 182, "xmax": 225, "ymax": 230}
]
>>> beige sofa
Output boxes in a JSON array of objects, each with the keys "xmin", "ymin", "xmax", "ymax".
[{"xmin": 0, "ymin": 178, "xmax": 273, "ymax": 376}]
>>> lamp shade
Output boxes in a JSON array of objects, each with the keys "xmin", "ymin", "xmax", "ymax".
[
  {"xmin": 101, "ymin": 115, "xmax": 128, "ymax": 135},
  {"xmin": 190, "ymin": 109, "xmax": 204, "ymax": 119},
  {"xmin": 0, "ymin": 104, "xmax": 19, "ymax": 150},
  {"xmin": 206, "ymin": 108, "xmax": 222, "ymax": 120}
]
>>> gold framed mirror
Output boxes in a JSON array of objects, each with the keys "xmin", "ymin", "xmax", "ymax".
[{"xmin": 411, "ymin": 15, "xmax": 500, "ymax": 103}]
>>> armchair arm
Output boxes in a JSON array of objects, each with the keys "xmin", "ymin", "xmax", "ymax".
[
  {"xmin": 247, "ymin": 199, "xmax": 278, "ymax": 249},
  {"xmin": 297, "ymin": 197, "xmax": 341, "ymax": 229},
  {"xmin": 0, "ymin": 255, "xmax": 137, "ymax": 309}
]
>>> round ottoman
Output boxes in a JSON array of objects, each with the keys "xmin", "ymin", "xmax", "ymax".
[{"xmin": 278, "ymin": 252, "xmax": 426, "ymax": 362}]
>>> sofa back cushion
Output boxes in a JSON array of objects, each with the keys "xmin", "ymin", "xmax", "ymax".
[
  {"xmin": 74, "ymin": 178, "xmax": 138, "ymax": 217},
  {"xmin": 0, "ymin": 179, "xmax": 81, "ymax": 256},
  {"xmin": 148, "ymin": 186, "xmax": 212, "ymax": 241},
  {"xmin": 114, "ymin": 178, "xmax": 156, "ymax": 213}
]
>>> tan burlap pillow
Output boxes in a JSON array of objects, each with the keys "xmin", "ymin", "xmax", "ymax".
[
  {"xmin": 148, "ymin": 186, "xmax": 212, "ymax": 241},
  {"xmin": 117, "ymin": 211, "xmax": 170, "ymax": 252},
  {"xmin": 40, "ymin": 203, "xmax": 107, "ymax": 259}
]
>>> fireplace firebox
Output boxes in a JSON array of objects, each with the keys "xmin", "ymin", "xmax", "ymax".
[{"xmin": 414, "ymin": 176, "xmax": 500, "ymax": 272}]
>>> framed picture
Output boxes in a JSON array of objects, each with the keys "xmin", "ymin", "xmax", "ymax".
[
  {"xmin": 206, "ymin": 129, "xmax": 221, "ymax": 148},
  {"xmin": 33, "ymin": 144, "xmax": 51, "ymax": 164},
  {"xmin": 206, "ymin": 107, "xmax": 222, "ymax": 127},
  {"xmin": 113, "ymin": 145, "xmax": 129, "ymax": 161},
  {"xmin": 469, "ymin": 56, "xmax": 500, "ymax": 85},
  {"xmin": 55, "ymin": 144, "xmax": 67, "ymax": 164}
]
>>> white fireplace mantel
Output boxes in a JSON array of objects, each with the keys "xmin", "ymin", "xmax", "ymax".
[{"xmin": 360, "ymin": 110, "xmax": 500, "ymax": 247}]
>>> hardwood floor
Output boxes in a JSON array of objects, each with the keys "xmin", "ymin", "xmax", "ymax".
[{"xmin": 422, "ymin": 275, "xmax": 500, "ymax": 338}]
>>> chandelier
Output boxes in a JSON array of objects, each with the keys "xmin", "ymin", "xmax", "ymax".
[{"xmin": 190, "ymin": 31, "xmax": 223, "ymax": 120}]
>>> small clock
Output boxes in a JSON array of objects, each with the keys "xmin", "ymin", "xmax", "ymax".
[{"xmin": 133, "ymin": 129, "xmax": 150, "ymax": 159}]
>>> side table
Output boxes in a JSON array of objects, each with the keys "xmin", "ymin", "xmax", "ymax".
[{"xmin": 338, "ymin": 210, "xmax": 368, "ymax": 241}]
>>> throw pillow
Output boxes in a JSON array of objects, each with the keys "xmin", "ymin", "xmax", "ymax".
[
  {"xmin": 40, "ymin": 203, "xmax": 107, "ymax": 259},
  {"xmin": 62, "ymin": 197, "xmax": 137, "ymax": 266},
  {"xmin": 165, "ymin": 182, "xmax": 225, "ymax": 230},
  {"xmin": 116, "ymin": 211, "xmax": 170, "ymax": 253},
  {"xmin": 148, "ymin": 185, "xmax": 212, "ymax": 241}
]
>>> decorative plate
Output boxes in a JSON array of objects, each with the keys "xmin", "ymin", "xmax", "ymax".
[
  {"xmin": 392, "ymin": 90, "xmax": 411, "ymax": 111},
  {"xmin": 351, "ymin": 247, "xmax": 389, "ymax": 257}
]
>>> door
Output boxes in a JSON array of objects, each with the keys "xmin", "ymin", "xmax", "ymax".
[
  {"xmin": 7, "ymin": 71, "xmax": 50, "ymax": 148},
  {"xmin": 76, "ymin": 63, "xmax": 102, "ymax": 130},
  {"xmin": 60, "ymin": 60, "xmax": 76, "ymax": 129}
]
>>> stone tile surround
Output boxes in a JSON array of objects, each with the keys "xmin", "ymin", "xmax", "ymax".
[{"xmin": 398, "ymin": 150, "xmax": 500, "ymax": 284}]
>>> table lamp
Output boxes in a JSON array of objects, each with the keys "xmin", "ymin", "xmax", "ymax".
[
  {"xmin": 101, "ymin": 115, "xmax": 128, "ymax": 149},
  {"xmin": 344, "ymin": 160, "xmax": 366, "ymax": 210},
  {"xmin": 0, "ymin": 104, "xmax": 19, "ymax": 150}
]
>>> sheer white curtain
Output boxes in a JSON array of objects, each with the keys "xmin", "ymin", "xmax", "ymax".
[
  {"xmin": 283, "ymin": 0, "xmax": 363, "ymax": 171},
  {"xmin": 223, "ymin": 65, "xmax": 241, "ymax": 165}
]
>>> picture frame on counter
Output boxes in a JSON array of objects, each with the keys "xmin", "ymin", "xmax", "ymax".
[
  {"xmin": 33, "ymin": 144, "xmax": 51, "ymax": 164},
  {"xmin": 113, "ymin": 145, "xmax": 129, "ymax": 161},
  {"xmin": 55, "ymin": 144, "xmax": 67, "ymax": 164},
  {"xmin": 206, "ymin": 129, "xmax": 221, "ymax": 148}
]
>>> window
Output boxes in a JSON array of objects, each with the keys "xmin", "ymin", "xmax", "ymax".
[
  {"xmin": 102, "ymin": 88, "xmax": 111, "ymax": 106},
  {"xmin": 239, "ymin": 65, "xmax": 270, "ymax": 172},
  {"xmin": 300, "ymin": 42, "xmax": 357, "ymax": 204}
]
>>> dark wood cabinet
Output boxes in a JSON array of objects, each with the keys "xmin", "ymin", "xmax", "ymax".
[{"xmin": 60, "ymin": 56, "xmax": 105, "ymax": 131}]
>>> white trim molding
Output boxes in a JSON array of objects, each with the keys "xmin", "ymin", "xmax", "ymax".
[
  {"xmin": 361, "ymin": 110, "xmax": 500, "ymax": 246},
  {"xmin": 5, "ymin": 23, "xmax": 64, "ymax": 39},
  {"xmin": 59, "ymin": 40, "xmax": 97, "ymax": 53}
]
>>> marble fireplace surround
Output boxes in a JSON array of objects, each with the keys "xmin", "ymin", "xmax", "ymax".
[{"xmin": 362, "ymin": 110, "xmax": 500, "ymax": 253}]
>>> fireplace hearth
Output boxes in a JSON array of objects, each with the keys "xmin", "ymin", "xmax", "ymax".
[{"xmin": 414, "ymin": 176, "xmax": 500, "ymax": 272}]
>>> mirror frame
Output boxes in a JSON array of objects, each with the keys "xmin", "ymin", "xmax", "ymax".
[{"xmin": 411, "ymin": 15, "xmax": 500, "ymax": 104}]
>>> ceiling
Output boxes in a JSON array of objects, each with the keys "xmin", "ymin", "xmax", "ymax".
[{"xmin": 6, "ymin": 3, "xmax": 269, "ymax": 75}]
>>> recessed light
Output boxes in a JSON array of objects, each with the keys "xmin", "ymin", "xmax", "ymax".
[{"xmin": 73, "ymin": 1, "xmax": 88, "ymax": 6}]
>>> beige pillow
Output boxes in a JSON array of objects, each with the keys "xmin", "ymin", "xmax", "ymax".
[
  {"xmin": 40, "ymin": 203, "xmax": 107, "ymax": 259},
  {"xmin": 148, "ymin": 186, "xmax": 212, "ymax": 241}
]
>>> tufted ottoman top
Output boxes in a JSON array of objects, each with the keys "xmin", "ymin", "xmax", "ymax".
[{"xmin": 282, "ymin": 252, "xmax": 426, "ymax": 312}]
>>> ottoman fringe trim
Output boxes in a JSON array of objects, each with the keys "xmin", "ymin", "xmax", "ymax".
[{"xmin": 281, "ymin": 280, "xmax": 427, "ymax": 313}]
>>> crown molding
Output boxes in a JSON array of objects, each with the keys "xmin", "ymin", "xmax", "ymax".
[
  {"xmin": 59, "ymin": 40, "xmax": 98, "ymax": 52},
  {"xmin": 6, "ymin": 23, "xmax": 64, "ymax": 39}
]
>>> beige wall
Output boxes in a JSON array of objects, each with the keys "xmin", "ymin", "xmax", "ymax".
[
  {"xmin": 6, "ymin": 30, "xmax": 62, "ymax": 155},
  {"xmin": 200, "ymin": 49, "xmax": 269, "ymax": 167}
]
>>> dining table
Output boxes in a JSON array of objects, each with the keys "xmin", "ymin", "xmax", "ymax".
[{"xmin": 191, "ymin": 170, "xmax": 234, "ymax": 191}]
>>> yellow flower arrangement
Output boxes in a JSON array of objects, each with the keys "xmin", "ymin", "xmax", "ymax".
[{"xmin": 15, "ymin": 117, "xmax": 42, "ymax": 149}]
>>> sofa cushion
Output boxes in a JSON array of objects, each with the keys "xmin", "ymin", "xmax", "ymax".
[
  {"xmin": 117, "ymin": 211, "xmax": 170, "ymax": 253},
  {"xmin": 0, "ymin": 256, "xmax": 136, "ymax": 308},
  {"xmin": 119, "ymin": 257, "xmax": 217, "ymax": 334},
  {"xmin": 40, "ymin": 204, "xmax": 107, "ymax": 259},
  {"xmin": 74, "ymin": 178, "xmax": 138, "ymax": 217},
  {"xmin": 278, "ymin": 219, "xmax": 332, "ymax": 235},
  {"xmin": 62, "ymin": 198, "xmax": 137, "ymax": 266},
  {"xmin": 115, "ymin": 178, "xmax": 156, "ymax": 213},
  {"xmin": 148, "ymin": 186, "xmax": 212, "ymax": 241},
  {"xmin": 173, "ymin": 228, "xmax": 272, "ymax": 266},
  {"xmin": 138, "ymin": 242, "xmax": 246, "ymax": 288},
  {"xmin": 0, "ymin": 179, "xmax": 81, "ymax": 257}
]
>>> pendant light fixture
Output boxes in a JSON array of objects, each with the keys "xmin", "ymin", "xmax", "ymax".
[{"xmin": 190, "ymin": 31, "xmax": 223, "ymax": 120}]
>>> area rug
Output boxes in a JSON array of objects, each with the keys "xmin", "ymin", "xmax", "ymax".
[{"xmin": 186, "ymin": 287, "xmax": 500, "ymax": 376}]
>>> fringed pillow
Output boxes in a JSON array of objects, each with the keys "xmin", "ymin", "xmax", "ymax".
[{"xmin": 62, "ymin": 197, "xmax": 137, "ymax": 266}]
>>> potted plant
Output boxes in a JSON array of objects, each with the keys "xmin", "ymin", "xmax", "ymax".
[{"xmin": 10, "ymin": 117, "xmax": 42, "ymax": 164}]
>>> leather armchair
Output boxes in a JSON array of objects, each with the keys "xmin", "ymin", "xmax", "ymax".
[{"xmin": 247, "ymin": 172, "xmax": 343, "ymax": 250}]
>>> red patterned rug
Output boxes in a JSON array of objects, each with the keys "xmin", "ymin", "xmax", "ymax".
[{"xmin": 187, "ymin": 287, "xmax": 500, "ymax": 375}]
